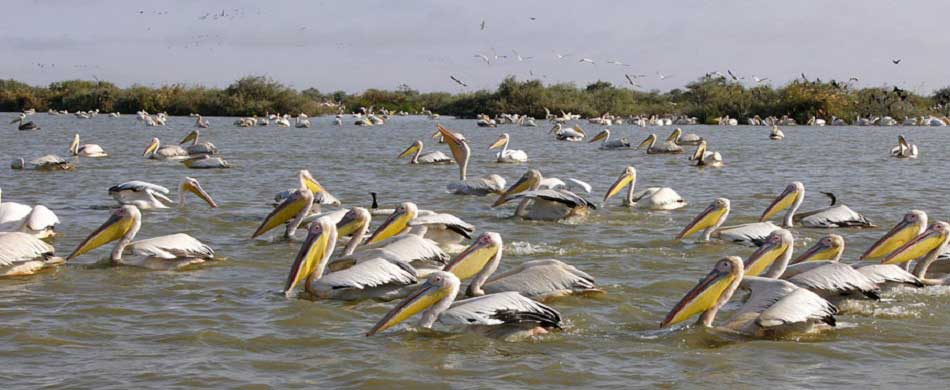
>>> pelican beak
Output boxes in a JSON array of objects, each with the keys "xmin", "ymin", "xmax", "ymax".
[
  {"xmin": 666, "ymin": 128, "xmax": 681, "ymax": 142},
  {"xmin": 284, "ymin": 222, "xmax": 332, "ymax": 296},
  {"xmin": 336, "ymin": 208, "xmax": 369, "ymax": 236},
  {"xmin": 882, "ymin": 224, "xmax": 949, "ymax": 265},
  {"xmin": 492, "ymin": 172, "xmax": 536, "ymax": 207},
  {"xmin": 790, "ymin": 240, "xmax": 838, "ymax": 264},
  {"xmin": 860, "ymin": 218, "xmax": 919, "ymax": 260},
  {"xmin": 366, "ymin": 207, "xmax": 411, "ymax": 244},
  {"xmin": 179, "ymin": 130, "xmax": 198, "ymax": 145},
  {"xmin": 743, "ymin": 237, "xmax": 789, "ymax": 276},
  {"xmin": 637, "ymin": 134, "xmax": 655, "ymax": 150},
  {"xmin": 437, "ymin": 125, "xmax": 468, "ymax": 165},
  {"xmin": 398, "ymin": 143, "xmax": 420, "ymax": 159},
  {"xmin": 430, "ymin": 130, "xmax": 443, "ymax": 140},
  {"xmin": 442, "ymin": 235, "xmax": 500, "ymax": 280},
  {"xmin": 573, "ymin": 125, "xmax": 586, "ymax": 137},
  {"xmin": 689, "ymin": 142, "xmax": 707, "ymax": 161},
  {"xmin": 366, "ymin": 278, "xmax": 448, "ymax": 336},
  {"xmin": 143, "ymin": 138, "xmax": 160, "ymax": 156},
  {"xmin": 590, "ymin": 130, "xmax": 608, "ymax": 143},
  {"xmin": 252, "ymin": 189, "xmax": 313, "ymax": 238},
  {"xmin": 677, "ymin": 202, "xmax": 727, "ymax": 240},
  {"xmin": 183, "ymin": 179, "xmax": 218, "ymax": 208},
  {"xmin": 489, "ymin": 135, "xmax": 506, "ymax": 150},
  {"xmin": 69, "ymin": 134, "xmax": 80, "ymax": 155},
  {"xmin": 300, "ymin": 170, "xmax": 326, "ymax": 194},
  {"xmin": 603, "ymin": 169, "xmax": 634, "ymax": 202},
  {"xmin": 661, "ymin": 264, "xmax": 736, "ymax": 328},
  {"xmin": 67, "ymin": 210, "xmax": 135, "ymax": 260},
  {"xmin": 760, "ymin": 186, "xmax": 800, "ymax": 222}
]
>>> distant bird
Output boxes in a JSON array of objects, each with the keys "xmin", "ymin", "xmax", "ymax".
[
  {"xmin": 512, "ymin": 50, "xmax": 532, "ymax": 62},
  {"xmin": 752, "ymin": 76, "xmax": 768, "ymax": 83},
  {"xmin": 450, "ymin": 75, "xmax": 468, "ymax": 87},
  {"xmin": 801, "ymin": 73, "xmax": 808, "ymax": 82},
  {"xmin": 892, "ymin": 59, "xmax": 901, "ymax": 64},
  {"xmin": 529, "ymin": 17, "xmax": 536, "ymax": 20},
  {"xmin": 727, "ymin": 70, "xmax": 738, "ymax": 81},
  {"xmin": 474, "ymin": 53, "xmax": 490, "ymax": 65},
  {"xmin": 657, "ymin": 72, "xmax": 674, "ymax": 80},
  {"xmin": 480, "ymin": 19, "xmax": 486, "ymax": 30},
  {"xmin": 624, "ymin": 74, "xmax": 641, "ymax": 87},
  {"xmin": 578, "ymin": 58, "xmax": 595, "ymax": 64},
  {"xmin": 848, "ymin": 77, "xmax": 860, "ymax": 83},
  {"xmin": 606, "ymin": 60, "xmax": 627, "ymax": 66},
  {"xmin": 556, "ymin": 53, "xmax": 571, "ymax": 60}
]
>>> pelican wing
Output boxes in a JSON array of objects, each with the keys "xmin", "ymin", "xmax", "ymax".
[
  {"xmin": 715, "ymin": 222, "xmax": 778, "ymax": 246},
  {"xmin": 316, "ymin": 258, "xmax": 417, "ymax": 290},
  {"xmin": 538, "ymin": 178, "xmax": 566, "ymax": 190},
  {"xmin": 340, "ymin": 235, "xmax": 448, "ymax": 266},
  {"xmin": 483, "ymin": 259, "xmax": 596, "ymax": 298},
  {"xmin": 507, "ymin": 189, "xmax": 595, "ymax": 209},
  {"xmin": 418, "ymin": 151, "xmax": 452, "ymax": 164},
  {"xmin": 128, "ymin": 233, "xmax": 214, "ymax": 259},
  {"xmin": 0, "ymin": 202, "xmax": 33, "ymax": 229},
  {"xmin": 734, "ymin": 276, "xmax": 837, "ymax": 328},
  {"xmin": 0, "ymin": 232, "xmax": 54, "ymax": 266},
  {"xmin": 25, "ymin": 205, "xmax": 59, "ymax": 231},
  {"xmin": 783, "ymin": 262, "xmax": 880, "ymax": 299},
  {"xmin": 632, "ymin": 187, "xmax": 684, "ymax": 209},
  {"xmin": 109, "ymin": 181, "xmax": 170, "ymax": 195},
  {"xmin": 440, "ymin": 292, "xmax": 561, "ymax": 328},
  {"xmin": 564, "ymin": 178, "xmax": 592, "ymax": 194},
  {"xmin": 797, "ymin": 205, "xmax": 872, "ymax": 228},
  {"xmin": 853, "ymin": 263, "xmax": 923, "ymax": 287},
  {"xmin": 410, "ymin": 213, "xmax": 475, "ymax": 239},
  {"xmin": 447, "ymin": 178, "xmax": 504, "ymax": 196}
]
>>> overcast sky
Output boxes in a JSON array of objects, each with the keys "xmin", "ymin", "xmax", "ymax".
[{"xmin": 3, "ymin": 0, "xmax": 948, "ymax": 94}]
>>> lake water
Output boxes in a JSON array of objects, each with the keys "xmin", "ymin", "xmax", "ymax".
[{"xmin": 2, "ymin": 113, "xmax": 950, "ymax": 388}]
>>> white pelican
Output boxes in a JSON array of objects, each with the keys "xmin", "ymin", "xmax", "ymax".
[
  {"xmin": 859, "ymin": 210, "xmax": 928, "ymax": 261},
  {"xmin": 364, "ymin": 202, "xmax": 475, "ymax": 248},
  {"xmin": 179, "ymin": 130, "xmax": 219, "ymax": 155},
  {"xmin": 295, "ymin": 114, "xmax": 311, "ymax": 128},
  {"xmin": 760, "ymin": 182, "xmax": 873, "ymax": 228},
  {"xmin": 441, "ymin": 232, "xmax": 602, "ymax": 300},
  {"xmin": 252, "ymin": 186, "xmax": 314, "ymax": 240},
  {"xmin": 670, "ymin": 128, "xmax": 704, "ymax": 145},
  {"xmin": 447, "ymin": 175, "xmax": 506, "ymax": 196},
  {"xmin": 770, "ymin": 126, "xmax": 785, "ymax": 140},
  {"xmin": 787, "ymin": 234, "xmax": 918, "ymax": 294},
  {"xmin": 676, "ymin": 198, "xmax": 779, "ymax": 246},
  {"xmin": 274, "ymin": 170, "xmax": 341, "ymax": 209},
  {"xmin": 890, "ymin": 135, "xmax": 918, "ymax": 159},
  {"xmin": 10, "ymin": 155, "xmax": 75, "ymax": 171},
  {"xmin": 0, "ymin": 232, "xmax": 64, "ymax": 276},
  {"xmin": 603, "ymin": 166, "xmax": 686, "ymax": 210},
  {"xmin": 10, "ymin": 116, "xmax": 39, "ymax": 131},
  {"xmin": 589, "ymin": 129, "xmax": 630, "ymax": 149},
  {"xmin": 69, "ymin": 134, "xmax": 108, "ymax": 157},
  {"xmin": 194, "ymin": 115, "xmax": 210, "ymax": 128},
  {"xmin": 637, "ymin": 133, "xmax": 683, "ymax": 154},
  {"xmin": 0, "ymin": 188, "xmax": 59, "ymax": 239},
  {"xmin": 878, "ymin": 221, "xmax": 950, "ymax": 285},
  {"xmin": 489, "ymin": 133, "xmax": 528, "ymax": 163},
  {"xmin": 366, "ymin": 271, "xmax": 562, "ymax": 338},
  {"xmin": 492, "ymin": 169, "xmax": 595, "ymax": 221},
  {"xmin": 108, "ymin": 178, "xmax": 217, "ymax": 209},
  {"xmin": 67, "ymin": 205, "xmax": 215, "ymax": 270},
  {"xmin": 398, "ymin": 140, "xmax": 452, "ymax": 164},
  {"xmin": 660, "ymin": 256, "xmax": 838, "ymax": 338},
  {"xmin": 143, "ymin": 138, "xmax": 189, "ymax": 160},
  {"xmin": 182, "ymin": 155, "xmax": 231, "ymax": 169},
  {"xmin": 688, "ymin": 141, "xmax": 723, "ymax": 168},
  {"xmin": 550, "ymin": 124, "xmax": 586, "ymax": 142}
]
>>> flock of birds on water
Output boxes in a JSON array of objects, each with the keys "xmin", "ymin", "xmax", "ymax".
[{"xmin": 2, "ymin": 107, "xmax": 946, "ymax": 342}]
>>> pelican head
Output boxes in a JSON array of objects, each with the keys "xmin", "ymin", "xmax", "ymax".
[
  {"xmin": 284, "ymin": 217, "xmax": 337, "ymax": 297},
  {"xmin": 898, "ymin": 134, "xmax": 909, "ymax": 149},
  {"xmin": 860, "ymin": 210, "xmax": 928, "ymax": 260},
  {"xmin": 760, "ymin": 182, "xmax": 805, "ymax": 224},
  {"xmin": 398, "ymin": 140, "xmax": 423, "ymax": 159},
  {"xmin": 666, "ymin": 128, "xmax": 682, "ymax": 143},
  {"xmin": 743, "ymin": 229, "xmax": 793, "ymax": 277},
  {"xmin": 180, "ymin": 130, "xmax": 199, "ymax": 145},
  {"xmin": 366, "ymin": 271, "xmax": 460, "ymax": 336},
  {"xmin": 298, "ymin": 169, "xmax": 327, "ymax": 194},
  {"xmin": 143, "ymin": 138, "xmax": 161, "ymax": 156},
  {"xmin": 489, "ymin": 133, "xmax": 510, "ymax": 150},
  {"xmin": 791, "ymin": 234, "xmax": 844, "ymax": 264},
  {"xmin": 492, "ymin": 169, "xmax": 542, "ymax": 207},
  {"xmin": 68, "ymin": 205, "xmax": 140, "ymax": 260},
  {"xmin": 366, "ymin": 201, "xmax": 418, "ymax": 244},
  {"xmin": 689, "ymin": 140, "xmax": 708, "ymax": 161},
  {"xmin": 661, "ymin": 256, "xmax": 743, "ymax": 328},
  {"xmin": 251, "ymin": 188, "xmax": 314, "ymax": 238},
  {"xmin": 437, "ymin": 125, "xmax": 470, "ymax": 179},
  {"xmin": 677, "ymin": 198, "xmax": 730, "ymax": 240},
  {"xmin": 589, "ymin": 129, "xmax": 610, "ymax": 143},
  {"xmin": 882, "ymin": 222, "xmax": 950, "ymax": 265},
  {"xmin": 336, "ymin": 207, "xmax": 371, "ymax": 237},
  {"xmin": 603, "ymin": 166, "xmax": 636, "ymax": 202},
  {"xmin": 442, "ymin": 232, "xmax": 503, "ymax": 281},
  {"xmin": 637, "ymin": 134, "xmax": 657, "ymax": 150},
  {"xmin": 181, "ymin": 177, "xmax": 218, "ymax": 208},
  {"xmin": 69, "ymin": 134, "xmax": 81, "ymax": 156}
]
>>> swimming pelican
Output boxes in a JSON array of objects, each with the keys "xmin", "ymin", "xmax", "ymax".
[
  {"xmin": 10, "ymin": 155, "xmax": 75, "ymax": 171},
  {"xmin": 69, "ymin": 134, "xmax": 108, "ymax": 157},
  {"xmin": 660, "ymin": 256, "xmax": 838, "ymax": 338},
  {"xmin": 676, "ymin": 198, "xmax": 779, "ymax": 246},
  {"xmin": 365, "ymin": 202, "xmax": 474, "ymax": 248},
  {"xmin": 0, "ymin": 188, "xmax": 59, "ymax": 239},
  {"xmin": 108, "ymin": 178, "xmax": 217, "ymax": 209},
  {"xmin": 194, "ymin": 115, "xmax": 210, "ymax": 128},
  {"xmin": 182, "ymin": 155, "xmax": 231, "ymax": 169},
  {"xmin": 770, "ymin": 126, "xmax": 785, "ymax": 140},
  {"xmin": 179, "ymin": 130, "xmax": 219, "ymax": 155},
  {"xmin": 366, "ymin": 271, "xmax": 562, "ymax": 339},
  {"xmin": 489, "ymin": 133, "xmax": 528, "ymax": 163},
  {"xmin": 890, "ymin": 135, "xmax": 918, "ymax": 159},
  {"xmin": 550, "ymin": 124, "xmax": 586, "ymax": 142},
  {"xmin": 67, "ymin": 205, "xmax": 215, "ymax": 270},
  {"xmin": 10, "ymin": 116, "xmax": 39, "ymax": 131},
  {"xmin": 492, "ymin": 169, "xmax": 596, "ymax": 221},
  {"xmin": 860, "ymin": 210, "xmax": 928, "ymax": 261},
  {"xmin": 760, "ymin": 182, "xmax": 872, "ymax": 228},
  {"xmin": 447, "ymin": 174, "xmax": 507, "ymax": 196},
  {"xmin": 787, "ymin": 233, "xmax": 918, "ymax": 293},
  {"xmin": 0, "ymin": 232, "xmax": 64, "ymax": 276},
  {"xmin": 880, "ymin": 221, "xmax": 950, "ymax": 285},
  {"xmin": 603, "ymin": 166, "xmax": 686, "ymax": 210},
  {"xmin": 688, "ymin": 141, "xmax": 723, "ymax": 167},
  {"xmin": 252, "ymin": 185, "xmax": 314, "ymax": 240},
  {"xmin": 668, "ymin": 128, "xmax": 704, "ymax": 145},
  {"xmin": 143, "ymin": 138, "xmax": 189, "ymax": 160},
  {"xmin": 398, "ymin": 140, "xmax": 453, "ymax": 164},
  {"xmin": 589, "ymin": 129, "xmax": 630, "ymax": 149},
  {"xmin": 274, "ymin": 170, "xmax": 341, "ymax": 209},
  {"xmin": 637, "ymin": 133, "xmax": 683, "ymax": 154}
]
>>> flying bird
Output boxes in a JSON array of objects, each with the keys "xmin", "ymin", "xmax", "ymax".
[
  {"xmin": 752, "ymin": 76, "xmax": 768, "ymax": 83},
  {"xmin": 892, "ymin": 59, "xmax": 901, "ymax": 64},
  {"xmin": 555, "ymin": 53, "xmax": 572, "ymax": 60},
  {"xmin": 481, "ymin": 20, "xmax": 486, "ymax": 30},
  {"xmin": 657, "ymin": 72, "xmax": 674, "ymax": 80},
  {"xmin": 624, "ymin": 74, "xmax": 641, "ymax": 87},
  {"xmin": 578, "ymin": 58, "xmax": 595, "ymax": 64},
  {"xmin": 727, "ymin": 70, "xmax": 738, "ymax": 80},
  {"xmin": 450, "ymin": 76, "xmax": 468, "ymax": 87},
  {"xmin": 474, "ymin": 53, "xmax": 491, "ymax": 65}
]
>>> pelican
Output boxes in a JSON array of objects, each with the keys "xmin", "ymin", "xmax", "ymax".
[
  {"xmin": 398, "ymin": 140, "xmax": 452, "ymax": 164},
  {"xmin": 447, "ymin": 174, "xmax": 507, "ymax": 196},
  {"xmin": 366, "ymin": 271, "xmax": 562, "ymax": 339},
  {"xmin": 0, "ymin": 232, "xmax": 64, "ymax": 276},
  {"xmin": 274, "ymin": 170, "xmax": 341, "ymax": 209},
  {"xmin": 589, "ymin": 129, "xmax": 630, "ymax": 149},
  {"xmin": 10, "ymin": 116, "xmax": 39, "ymax": 131},
  {"xmin": 550, "ymin": 124, "xmax": 586, "ymax": 142},
  {"xmin": 676, "ymin": 198, "xmax": 779, "ymax": 246},
  {"xmin": 0, "ymin": 188, "xmax": 59, "ymax": 239},
  {"xmin": 489, "ymin": 133, "xmax": 528, "ymax": 163},
  {"xmin": 179, "ymin": 130, "xmax": 219, "ymax": 155},
  {"xmin": 668, "ymin": 128, "xmax": 704, "ymax": 145},
  {"xmin": 787, "ymin": 233, "xmax": 919, "ymax": 292},
  {"xmin": 108, "ymin": 178, "xmax": 217, "ymax": 209},
  {"xmin": 365, "ymin": 202, "xmax": 475, "ymax": 248},
  {"xmin": 770, "ymin": 126, "xmax": 785, "ymax": 140},
  {"xmin": 603, "ymin": 166, "xmax": 686, "ymax": 210},
  {"xmin": 69, "ymin": 134, "xmax": 108, "ymax": 157},
  {"xmin": 182, "ymin": 155, "xmax": 230, "ymax": 169},
  {"xmin": 760, "ymin": 182, "xmax": 873, "ymax": 228},
  {"xmin": 143, "ymin": 138, "xmax": 189, "ymax": 160},
  {"xmin": 860, "ymin": 210, "xmax": 928, "ymax": 261},
  {"xmin": 295, "ymin": 114, "xmax": 311, "ymax": 128},
  {"xmin": 492, "ymin": 169, "xmax": 595, "ymax": 221},
  {"xmin": 660, "ymin": 256, "xmax": 837, "ymax": 338},
  {"xmin": 10, "ymin": 155, "xmax": 75, "ymax": 171},
  {"xmin": 637, "ymin": 133, "xmax": 683, "ymax": 154},
  {"xmin": 890, "ymin": 135, "xmax": 918, "ymax": 159},
  {"xmin": 194, "ymin": 115, "xmax": 209, "ymax": 128},
  {"xmin": 67, "ymin": 205, "xmax": 215, "ymax": 270},
  {"xmin": 688, "ymin": 141, "xmax": 723, "ymax": 167},
  {"xmin": 441, "ymin": 232, "xmax": 602, "ymax": 300},
  {"xmin": 252, "ymin": 186, "xmax": 314, "ymax": 240},
  {"xmin": 880, "ymin": 221, "xmax": 950, "ymax": 285}
]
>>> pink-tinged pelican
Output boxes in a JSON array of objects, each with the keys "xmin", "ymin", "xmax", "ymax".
[
  {"xmin": 589, "ymin": 129, "xmax": 631, "ymax": 149},
  {"xmin": 489, "ymin": 133, "xmax": 528, "ymax": 162},
  {"xmin": 0, "ymin": 232, "xmax": 64, "ymax": 276},
  {"xmin": 143, "ymin": 138, "xmax": 189, "ymax": 160},
  {"xmin": 880, "ymin": 221, "xmax": 950, "ymax": 285},
  {"xmin": 676, "ymin": 198, "xmax": 778, "ymax": 246},
  {"xmin": 603, "ymin": 166, "xmax": 685, "ymax": 210},
  {"xmin": 108, "ymin": 178, "xmax": 217, "ymax": 209},
  {"xmin": 67, "ymin": 205, "xmax": 215, "ymax": 270},
  {"xmin": 760, "ymin": 182, "xmax": 872, "ymax": 228},
  {"xmin": 637, "ymin": 133, "xmax": 683, "ymax": 154},
  {"xmin": 492, "ymin": 169, "xmax": 595, "ymax": 221},
  {"xmin": 660, "ymin": 256, "xmax": 837, "ymax": 338},
  {"xmin": 69, "ymin": 134, "xmax": 108, "ymax": 157},
  {"xmin": 890, "ymin": 135, "xmax": 918, "ymax": 159},
  {"xmin": 0, "ymin": 188, "xmax": 59, "ymax": 239}
]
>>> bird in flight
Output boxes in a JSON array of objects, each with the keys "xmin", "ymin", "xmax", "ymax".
[
  {"xmin": 848, "ymin": 76, "xmax": 860, "ymax": 83},
  {"xmin": 555, "ymin": 53, "xmax": 571, "ymax": 60},
  {"xmin": 450, "ymin": 75, "xmax": 468, "ymax": 87},
  {"xmin": 624, "ymin": 74, "xmax": 642, "ymax": 87},
  {"xmin": 657, "ymin": 72, "xmax": 674, "ymax": 80},
  {"xmin": 892, "ymin": 58, "xmax": 901, "ymax": 64},
  {"xmin": 512, "ymin": 50, "xmax": 532, "ymax": 62},
  {"xmin": 578, "ymin": 58, "xmax": 595, "ymax": 64},
  {"xmin": 727, "ymin": 69, "xmax": 739, "ymax": 81},
  {"xmin": 606, "ymin": 60, "xmax": 628, "ymax": 66},
  {"xmin": 474, "ymin": 53, "xmax": 490, "ymax": 65},
  {"xmin": 752, "ymin": 76, "xmax": 768, "ymax": 83},
  {"xmin": 481, "ymin": 20, "xmax": 486, "ymax": 30}
]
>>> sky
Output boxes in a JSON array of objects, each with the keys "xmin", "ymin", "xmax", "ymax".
[{"xmin": 3, "ymin": 0, "xmax": 949, "ymax": 94}]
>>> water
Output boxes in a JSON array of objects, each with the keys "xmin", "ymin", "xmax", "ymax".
[{"xmin": 2, "ymin": 114, "xmax": 950, "ymax": 388}]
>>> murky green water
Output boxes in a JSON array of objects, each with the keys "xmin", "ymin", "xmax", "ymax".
[{"xmin": 2, "ymin": 113, "xmax": 950, "ymax": 388}]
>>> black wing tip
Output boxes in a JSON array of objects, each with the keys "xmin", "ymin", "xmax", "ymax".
[{"xmin": 864, "ymin": 289, "xmax": 882, "ymax": 300}]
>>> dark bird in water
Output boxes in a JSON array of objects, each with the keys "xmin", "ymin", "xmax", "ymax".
[
  {"xmin": 450, "ymin": 75, "xmax": 468, "ymax": 87},
  {"xmin": 10, "ymin": 117, "xmax": 39, "ymax": 131},
  {"xmin": 892, "ymin": 59, "xmax": 902, "ymax": 64}
]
